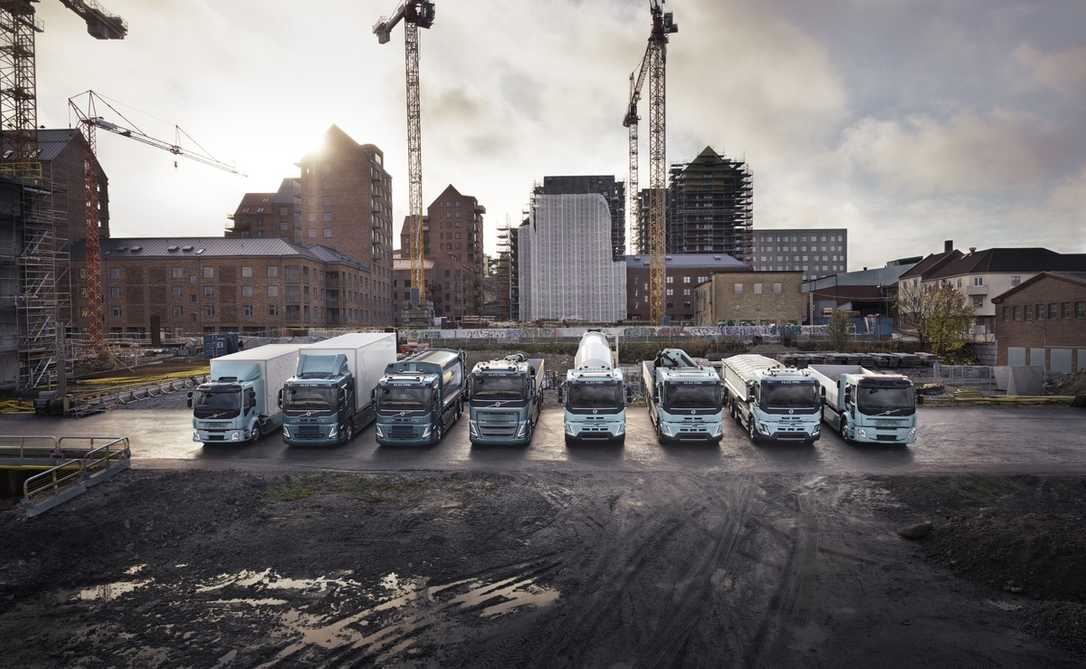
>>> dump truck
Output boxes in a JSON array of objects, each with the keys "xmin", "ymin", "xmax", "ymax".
[
  {"xmin": 280, "ymin": 332, "xmax": 398, "ymax": 446},
  {"xmin": 374, "ymin": 348, "xmax": 466, "ymax": 446},
  {"xmin": 642, "ymin": 348, "xmax": 725, "ymax": 443},
  {"xmin": 466, "ymin": 353, "xmax": 545, "ymax": 446},
  {"xmin": 190, "ymin": 344, "xmax": 301, "ymax": 445},
  {"xmin": 808, "ymin": 365, "xmax": 917, "ymax": 444},
  {"xmin": 722, "ymin": 354, "xmax": 821, "ymax": 444},
  {"xmin": 561, "ymin": 331, "xmax": 626, "ymax": 444}
]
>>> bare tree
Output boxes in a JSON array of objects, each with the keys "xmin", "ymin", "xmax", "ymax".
[
  {"xmin": 897, "ymin": 281, "xmax": 975, "ymax": 356},
  {"xmin": 827, "ymin": 309, "xmax": 851, "ymax": 351}
]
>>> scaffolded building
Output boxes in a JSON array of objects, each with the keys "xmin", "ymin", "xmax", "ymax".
[
  {"xmin": 638, "ymin": 146, "xmax": 753, "ymax": 262},
  {"xmin": 517, "ymin": 194, "xmax": 626, "ymax": 323}
]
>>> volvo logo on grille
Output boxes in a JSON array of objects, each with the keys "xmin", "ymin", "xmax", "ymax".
[
  {"xmin": 593, "ymin": 409, "xmax": 599, "ymax": 415},
  {"xmin": 789, "ymin": 409, "xmax": 795, "ymax": 415},
  {"xmin": 399, "ymin": 411, "xmax": 406, "ymax": 417}
]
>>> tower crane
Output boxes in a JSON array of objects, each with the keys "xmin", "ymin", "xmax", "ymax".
[
  {"xmin": 67, "ymin": 90, "xmax": 243, "ymax": 359},
  {"xmin": 623, "ymin": 0, "xmax": 677, "ymax": 324},
  {"xmin": 373, "ymin": 1, "xmax": 435, "ymax": 318}
]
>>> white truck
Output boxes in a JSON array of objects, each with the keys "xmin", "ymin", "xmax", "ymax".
[
  {"xmin": 808, "ymin": 365, "xmax": 917, "ymax": 444},
  {"xmin": 642, "ymin": 349, "xmax": 725, "ymax": 443},
  {"xmin": 190, "ymin": 344, "xmax": 301, "ymax": 445},
  {"xmin": 280, "ymin": 333, "xmax": 398, "ymax": 446},
  {"xmin": 722, "ymin": 354, "xmax": 822, "ymax": 444},
  {"xmin": 561, "ymin": 331, "xmax": 626, "ymax": 444}
]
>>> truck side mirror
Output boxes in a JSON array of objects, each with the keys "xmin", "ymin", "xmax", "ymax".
[
  {"xmin": 277, "ymin": 388, "xmax": 283, "ymax": 409},
  {"xmin": 557, "ymin": 386, "xmax": 564, "ymax": 405},
  {"xmin": 820, "ymin": 386, "xmax": 826, "ymax": 398},
  {"xmin": 186, "ymin": 391, "xmax": 193, "ymax": 409},
  {"xmin": 626, "ymin": 387, "xmax": 634, "ymax": 404}
]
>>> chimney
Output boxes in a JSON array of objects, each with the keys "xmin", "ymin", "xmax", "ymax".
[{"xmin": 944, "ymin": 240, "xmax": 953, "ymax": 253}]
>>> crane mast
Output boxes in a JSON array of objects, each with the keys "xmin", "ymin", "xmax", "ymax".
[
  {"xmin": 623, "ymin": 0, "xmax": 676, "ymax": 324},
  {"xmin": 374, "ymin": 1, "xmax": 435, "ymax": 312}
]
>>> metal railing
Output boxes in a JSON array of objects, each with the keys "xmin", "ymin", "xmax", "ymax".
[
  {"xmin": 20, "ymin": 436, "xmax": 130, "ymax": 518},
  {"xmin": 0, "ymin": 435, "xmax": 64, "ymax": 463}
]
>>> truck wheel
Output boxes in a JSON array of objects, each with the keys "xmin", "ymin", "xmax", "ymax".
[
  {"xmin": 564, "ymin": 435, "xmax": 576, "ymax": 447},
  {"xmin": 343, "ymin": 423, "xmax": 353, "ymax": 444},
  {"xmin": 433, "ymin": 423, "xmax": 443, "ymax": 445}
]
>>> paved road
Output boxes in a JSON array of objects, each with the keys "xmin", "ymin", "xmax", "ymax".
[{"xmin": 2, "ymin": 405, "xmax": 1084, "ymax": 474}]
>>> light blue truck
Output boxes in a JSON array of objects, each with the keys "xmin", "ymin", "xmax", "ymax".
[
  {"xmin": 809, "ymin": 365, "xmax": 917, "ymax": 444},
  {"xmin": 562, "ymin": 331, "xmax": 626, "ymax": 444},
  {"xmin": 280, "ymin": 333, "xmax": 397, "ymax": 446},
  {"xmin": 643, "ymin": 349, "xmax": 725, "ymax": 443},
  {"xmin": 722, "ymin": 354, "xmax": 822, "ymax": 444},
  {"xmin": 466, "ymin": 354, "xmax": 546, "ymax": 446},
  {"xmin": 190, "ymin": 344, "xmax": 301, "ymax": 446},
  {"xmin": 374, "ymin": 349, "xmax": 466, "ymax": 446}
]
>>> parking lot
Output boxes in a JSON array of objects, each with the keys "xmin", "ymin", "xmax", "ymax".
[{"xmin": 2, "ymin": 404, "xmax": 1085, "ymax": 475}]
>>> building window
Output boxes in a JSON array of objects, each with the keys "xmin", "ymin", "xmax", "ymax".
[
  {"xmin": 110, "ymin": 268, "xmax": 124, "ymax": 280},
  {"xmin": 734, "ymin": 283, "xmax": 743, "ymax": 294},
  {"xmin": 973, "ymin": 276, "xmax": 983, "ymax": 286},
  {"xmin": 1025, "ymin": 304, "xmax": 1034, "ymax": 320},
  {"xmin": 666, "ymin": 276, "xmax": 674, "ymax": 284},
  {"xmin": 204, "ymin": 304, "xmax": 215, "ymax": 318},
  {"xmin": 267, "ymin": 266, "xmax": 279, "ymax": 279},
  {"xmin": 111, "ymin": 305, "xmax": 121, "ymax": 319},
  {"xmin": 172, "ymin": 306, "xmax": 182, "ymax": 318},
  {"xmin": 1012, "ymin": 305, "xmax": 1019, "ymax": 320},
  {"xmin": 753, "ymin": 283, "xmax": 763, "ymax": 295},
  {"xmin": 109, "ymin": 286, "xmax": 121, "ymax": 298},
  {"xmin": 971, "ymin": 296, "xmax": 983, "ymax": 308},
  {"xmin": 773, "ymin": 283, "xmax": 782, "ymax": 295},
  {"xmin": 268, "ymin": 285, "xmax": 279, "ymax": 297},
  {"xmin": 172, "ymin": 286, "xmax": 183, "ymax": 298},
  {"xmin": 1011, "ymin": 275, "xmax": 1021, "ymax": 286},
  {"xmin": 170, "ymin": 267, "xmax": 184, "ymax": 279},
  {"xmin": 1036, "ymin": 304, "xmax": 1045, "ymax": 320},
  {"xmin": 323, "ymin": 228, "xmax": 332, "ymax": 239},
  {"xmin": 243, "ymin": 304, "xmax": 253, "ymax": 319},
  {"xmin": 1049, "ymin": 303, "xmax": 1060, "ymax": 319},
  {"xmin": 666, "ymin": 289, "xmax": 674, "ymax": 296},
  {"xmin": 268, "ymin": 304, "xmax": 279, "ymax": 317},
  {"xmin": 203, "ymin": 286, "xmax": 215, "ymax": 298},
  {"xmin": 1077, "ymin": 302, "xmax": 1086, "ymax": 319},
  {"xmin": 203, "ymin": 267, "xmax": 215, "ymax": 279},
  {"xmin": 241, "ymin": 266, "xmax": 253, "ymax": 279},
  {"xmin": 683, "ymin": 276, "xmax": 691, "ymax": 284}
]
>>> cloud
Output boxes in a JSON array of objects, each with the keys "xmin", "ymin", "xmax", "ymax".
[
  {"xmin": 1014, "ymin": 43, "xmax": 1086, "ymax": 91},
  {"xmin": 838, "ymin": 111, "xmax": 1072, "ymax": 196}
]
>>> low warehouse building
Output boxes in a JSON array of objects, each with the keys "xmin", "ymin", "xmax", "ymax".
[
  {"xmin": 991, "ymin": 272, "xmax": 1086, "ymax": 372},
  {"xmin": 695, "ymin": 271, "xmax": 805, "ymax": 325}
]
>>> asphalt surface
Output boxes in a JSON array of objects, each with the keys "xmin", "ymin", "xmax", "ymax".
[{"xmin": 2, "ymin": 405, "xmax": 1085, "ymax": 474}]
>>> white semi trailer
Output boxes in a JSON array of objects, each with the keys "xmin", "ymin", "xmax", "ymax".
[
  {"xmin": 721, "ymin": 354, "xmax": 821, "ymax": 444},
  {"xmin": 808, "ymin": 365, "xmax": 917, "ymax": 444}
]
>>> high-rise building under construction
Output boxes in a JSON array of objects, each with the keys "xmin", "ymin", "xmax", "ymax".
[
  {"xmin": 537, "ymin": 175, "xmax": 626, "ymax": 260},
  {"xmin": 638, "ymin": 146, "xmax": 753, "ymax": 262}
]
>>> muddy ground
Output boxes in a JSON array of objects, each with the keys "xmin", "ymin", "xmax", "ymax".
[{"xmin": 1, "ymin": 470, "xmax": 1083, "ymax": 668}]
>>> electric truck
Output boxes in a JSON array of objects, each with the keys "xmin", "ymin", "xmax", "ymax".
[
  {"xmin": 280, "ymin": 332, "xmax": 397, "ymax": 446},
  {"xmin": 190, "ymin": 344, "xmax": 301, "ymax": 446},
  {"xmin": 374, "ymin": 348, "xmax": 466, "ymax": 446},
  {"xmin": 809, "ymin": 365, "xmax": 917, "ymax": 444},
  {"xmin": 562, "ymin": 331, "xmax": 626, "ymax": 444},
  {"xmin": 466, "ymin": 353, "xmax": 545, "ymax": 446},
  {"xmin": 722, "ymin": 354, "xmax": 821, "ymax": 444},
  {"xmin": 643, "ymin": 348, "xmax": 725, "ymax": 443}
]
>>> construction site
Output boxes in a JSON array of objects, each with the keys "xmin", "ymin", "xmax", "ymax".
[{"xmin": 2, "ymin": 1, "xmax": 1086, "ymax": 667}]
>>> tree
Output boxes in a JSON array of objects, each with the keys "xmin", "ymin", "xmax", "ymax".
[
  {"xmin": 896, "ymin": 281, "xmax": 975, "ymax": 356},
  {"xmin": 827, "ymin": 309, "xmax": 851, "ymax": 351}
]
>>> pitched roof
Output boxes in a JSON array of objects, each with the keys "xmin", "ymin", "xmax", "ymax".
[
  {"xmin": 70, "ymin": 236, "xmax": 369, "ymax": 271},
  {"xmin": 991, "ymin": 271, "xmax": 1086, "ymax": 303},
  {"xmin": 898, "ymin": 249, "xmax": 963, "ymax": 280},
  {"xmin": 811, "ymin": 285, "xmax": 886, "ymax": 302},
  {"xmin": 925, "ymin": 248, "xmax": 1086, "ymax": 279},
  {"xmin": 1, "ymin": 128, "xmax": 86, "ymax": 161}
]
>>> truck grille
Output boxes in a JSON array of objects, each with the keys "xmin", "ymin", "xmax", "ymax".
[
  {"xmin": 481, "ymin": 424, "xmax": 517, "ymax": 437},
  {"xmin": 295, "ymin": 425, "xmax": 322, "ymax": 438},
  {"xmin": 876, "ymin": 434, "xmax": 899, "ymax": 442},
  {"xmin": 388, "ymin": 425, "xmax": 417, "ymax": 438},
  {"xmin": 874, "ymin": 419, "xmax": 909, "ymax": 428}
]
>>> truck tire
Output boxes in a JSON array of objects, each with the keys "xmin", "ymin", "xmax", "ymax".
[
  {"xmin": 432, "ymin": 422, "xmax": 443, "ymax": 446},
  {"xmin": 564, "ymin": 434, "xmax": 576, "ymax": 447},
  {"xmin": 343, "ymin": 423, "xmax": 353, "ymax": 444},
  {"xmin": 840, "ymin": 419, "xmax": 853, "ymax": 445}
]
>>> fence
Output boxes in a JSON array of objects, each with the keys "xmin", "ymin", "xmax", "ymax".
[{"xmin": 396, "ymin": 325, "xmax": 830, "ymax": 345}]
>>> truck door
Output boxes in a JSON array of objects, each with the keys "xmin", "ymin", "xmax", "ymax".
[{"xmin": 244, "ymin": 388, "xmax": 256, "ymax": 422}]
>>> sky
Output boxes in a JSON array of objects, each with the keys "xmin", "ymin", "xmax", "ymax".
[{"xmin": 37, "ymin": 0, "xmax": 1086, "ymax": 270}]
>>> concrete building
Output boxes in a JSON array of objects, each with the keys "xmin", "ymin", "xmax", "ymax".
[
  {"xmin": 72, "ymin": 237, "xmax": 375, "ymax": 338},
  {"xmin": 391, "ymin": 251, "xmax": 435, "ymax": 323},
  {"xmin": 537, "ymin": 175, "xmax": 625, "ymax": 260},
  {"xmin": 399, "ymin": 184, "xmax": 486, "ymax": 323},
  {"xmin": 991, "ymin": 272, "xmax": 1086, "ymax": 372},
  {"xmin": 752, "ymin": 228, "xmax": 847, "ymax": 281},
  {"xmin": 625, "ymin": 253, "xmax": 749, "ymax": 323},
  {"xmin": 897, "ymin": 241, "xmax": 1086, "ymax": 339},
  {"xmin": 518, "ymin": 194, "xmax": 626, "ymax": 322},
  {"xmin": 225, "ymin": 178, "xmax": 301, "ymax": 242},
  {"xmin": 695, "ymin": 271, "xmax": 806, "ymax": 325},
  {"xmin": 639, "ymin": 147, "xmax": 752, "ymax": 260},
  {"xmin": 802, "ymin": 257, "xmax": 920, "ymax": 323},
  {"xmin": 297, "ymin": 125, "xmax": 395, "ymax": 324}
]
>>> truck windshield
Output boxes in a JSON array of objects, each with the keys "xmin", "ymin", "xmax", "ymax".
[
  {"xmin": 471, "ymin": 375, "xmax": 525, "ymax": 400},
  {"xmin": 568, "ymin": 382, "xmax": 623, "ymax": 410},
  {"xmin": 761, "ymin": 382, "xmax": 819, "ymax": 410},
  {"xmin": 666, "ymin": 383, "xmax": 722, "ymax": 410},
  {"xmin": 192, "ymin": 388, "xmax": 241, "ymax": 419},
  {"xmin": 380, "ymin": 386, "xmax": 432, "ymax": 411},
  {"xmin": 283, "ymin": 385, "xmax": 337, "ymax": 414},
  {"xmin": 857, "ymin": 384, "xmax": 916, "ymax": 416}
]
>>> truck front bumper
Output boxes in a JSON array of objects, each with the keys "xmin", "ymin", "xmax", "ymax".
[
  {"xmin": 469, "ymin": 417, "xmax": 531, "ymax": 445},
  {"xmin": 565, "ymin": 421, "xmax": 625, "ymax": 440},
  {"xmin": 374, "ymin": 422, "xmax": 434, "ymax": 446},
  {"xmin": 282, "ymin": 422, "xmax": 339, "ymax": 446},
  {"xmin": 659, "ymin": 419, "xmax": 723, "ymax": 442},
  {"xmin": 849, "ymin": 426, "xmax": 917, "ymax": 444},
  {"xmin": 757, "ymin": 421, "xmax": 821, "ymax": 442},
  {"xmin": 193, "ymin": 428, "xmax": 247, "ymax": 444}
]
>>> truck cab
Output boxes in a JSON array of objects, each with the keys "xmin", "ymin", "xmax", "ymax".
[
  {"xmin": 811, "ymin": 365, "xmax": 917, "ymax": 444},
  {"xmin": 374, "ymin": 349, "xmax": 465, "ymax": 446},
  {"xmin": 466, "ymin": 354, "xmax": 545, "ymax": 446},
  {"xmin": 280, "ymin": 354, "xmax": 355, "ymax": 446},
  {"xmin": 191, "ymin": 379, "xmax": 261, "ymax": 444},
  {"xmin": 723, "ymin": 355, "xmax": 822, "ymax": 445},
  {"xmin": 644, "ymin": 349, "xmax": 725, "ymax": 443}
]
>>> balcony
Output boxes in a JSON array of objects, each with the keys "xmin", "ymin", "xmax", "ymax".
[{"xmin": 966, "ymin": 283, "xmax": 988, "ymax": 296}]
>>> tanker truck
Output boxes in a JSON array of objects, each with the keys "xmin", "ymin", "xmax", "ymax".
[
  {"xmin": 374, "ymin": 348, "xmax": 466, "ymax": 446},
  {"xmin": 561, "ymin": 331, "xmax": 626, "ymax": 444},
  {"xmin": 466, "ymin": 353, "xmax": 546, "ymax": 446}
]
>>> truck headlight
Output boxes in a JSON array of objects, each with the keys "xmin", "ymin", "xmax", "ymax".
[
  {"xmin": 231, "ymin": 431, "xmax": 241, "ymax": 441},
  {"xmin": 375, "ymin": 424, "xmax": 384, "ymax": 438},
  {"xmin": 282, "ymin": 426, "xmax": 291, "ymax": 439},
  {"xmin": 615, "ymin": 422, "xmax": 625, "ymax": 434},
  {"xmin": 421, "ymin": 426, "xmax": 432, "ymax": 438},
  {"xmin": 516, "ymin": 422, "xmax": 527, "ymax": 438},
  {"xmin": 708, "ymin": 423, "xmax": 721, "ymax": 436},
  {"xmin": 757, "ymin": 423, "xmax": 771, "ymax": 435},
  {"xmin": 661, "ymin": 422, "xmax": 675, "ymax": 436},
  {"xmin": 565, "ymin": 422, "xmax": 576, "ymax": 436},
  {"xmin": 470, "ymin": 420, "xmax": 479, "ymax": 437},
  {"xmin": 328, "ymin": 424, "xmax": 338, "ymax": 438},
  {"xmin": 909, "ymin": 428, "xmax": 917, "ymax": 441},
  {"xmin": 192, "ymin": 430, "xmax": 200, "ymax": 442},
  {"xmin": 858, "ymin": 428, "xmax": 868, "ymax": 438}
]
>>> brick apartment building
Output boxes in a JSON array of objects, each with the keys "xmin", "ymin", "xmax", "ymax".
[
  {"xmin": 72, "ymin": 238, "xmax": 375, "ymax": 337},
  {"xmin": 626, "ymin": 253, "xmax": 750, "ymax": 323},
  {"xmin": 399, "ymin": 184, "xmax": 485, "ymax": 323},
  {"xmin": 991, "ymin": 272, "xmax": 1086, "ymax": 372},
  {"xmin": 225, "ymin": 178, "xmax": 300, "ymax": 242},
  {"xmin": 695, "ymin": 271, "xmax": 806, "ymax": 325}
]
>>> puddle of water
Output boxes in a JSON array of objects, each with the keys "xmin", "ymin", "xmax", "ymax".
[
  {"xmin": 987, "ymin": 599, "xmax": 1024, "ymax": 612},
  {"xmin": 125, "ymin": 564, "xmax": 147, "ymax": 576},
  {"xmin": 254, "ymin": 562, "xmax": 560, "ymax": 667},
  {"xmin": 71, "ymin": 579, "xmax": 151, "ymax": 602},
  {"xmin": 197, "ymin": 569, "xmax": 361, "ymax": 594},
  {"xmin": 211, "ymin": 598, "xmax": 290, "ymax": 607}
]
